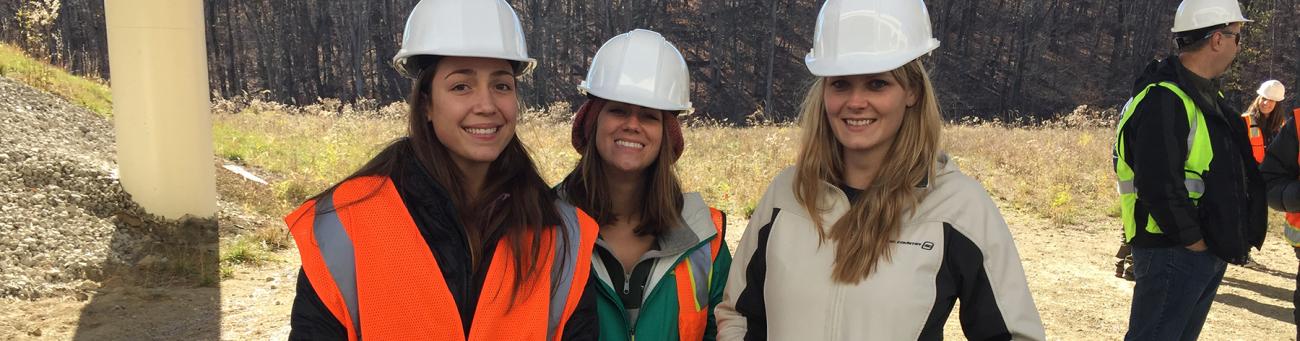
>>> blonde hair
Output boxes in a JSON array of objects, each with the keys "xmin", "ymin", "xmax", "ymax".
[{"xmin": 792, "ymin": 59, "xmax": 944, "ymax": 283}]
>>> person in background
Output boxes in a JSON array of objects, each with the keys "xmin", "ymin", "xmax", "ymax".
[
  {"xmin": 1258, "ymin": 92, "xmax": 1300, "ymax": 341},
  {"xmin": 1113, "ymin": 0, "xmax": 1265, "ymax": 339},
  {"xmin": 1243, "ymin": 80, "xmax": 1286, "ymax": 164}
]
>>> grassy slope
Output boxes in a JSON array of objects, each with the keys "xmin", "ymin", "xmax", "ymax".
[{"xmin": 0, "ymin": 43, "xmax": 112, "ymax": 117}]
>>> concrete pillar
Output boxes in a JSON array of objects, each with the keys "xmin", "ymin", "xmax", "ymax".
[{"xmin": 104, "ymin": 0, "xmax": 216, "ymax": 219}]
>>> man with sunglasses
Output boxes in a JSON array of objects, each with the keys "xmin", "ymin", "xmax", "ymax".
[{"xmin": 1113, "ymin": 0, "xmax": 1263, "ymax": 339}]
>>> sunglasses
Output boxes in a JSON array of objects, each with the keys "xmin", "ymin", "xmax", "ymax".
[{"xmin": 1207, "ymin": 30, "xmax": 1242, "ymax": 45}]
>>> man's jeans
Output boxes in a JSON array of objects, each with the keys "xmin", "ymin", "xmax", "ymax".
[{"xmin": 1125, "ymin": 246, "xmax": 1227, "ymax": 341}]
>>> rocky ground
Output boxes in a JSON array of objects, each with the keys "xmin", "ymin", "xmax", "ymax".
[
  {"xmin": 0, "ymin": 75, "xmax": 261, "ymax": 339},
  {"xmin": 0, "ymin": 75, "xmax": 154, "ymax": 299}
]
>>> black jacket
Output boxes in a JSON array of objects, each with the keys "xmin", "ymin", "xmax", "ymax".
[
  {"xmin": 288, "ymin": 151, "xmax": 598, "ymax": 340},
  {"xmin": 1118, "ymin": 55, "xmax": 1266, "ymax": 263},
  {"xmin": 1261, "ymin": 116, "xmax": 1300, "ymax": 213}
]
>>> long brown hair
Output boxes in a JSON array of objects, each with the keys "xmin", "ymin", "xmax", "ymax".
[
  {"xmin": 319, "ymin": 56, "xmax": 562, "ymax": 296},
  {"xmin": 560, "ymin": 98, "xmax": 684, "ymax": 236},
  {"xmin": 793, "ymin": 59, "xmax": 943, "ymax": 283},
  {"xmin": 1244, "ymin": 95, "xmax": 1286, "ymax": 138}
]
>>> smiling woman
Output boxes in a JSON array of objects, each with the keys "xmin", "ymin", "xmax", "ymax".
[
  {"xmin": 427, "ymin": 57, "xmax": 521, "ymax": 182},
  {"xmin": 558, "ymin": 29, "xmax": 732, "ymax": 341},
  {"xmin": 715, "ymin": 0, "xmax": 1045, "ymax": 340},
  {"xmin": 281, "ymin": 0, "xmax": 601, "ymax": 340}
]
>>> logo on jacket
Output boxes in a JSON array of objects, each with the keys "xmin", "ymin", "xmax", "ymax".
[{"xmin": 891, "ymin": 240, "xmax": 935, "ymax": 251}]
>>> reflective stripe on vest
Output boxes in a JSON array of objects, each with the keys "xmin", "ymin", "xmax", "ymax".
[
  {"xmin": 1285, "ymin": 213, "xmax": 1300, "ymax": 247},
  {"xmin": 1244, "ymin": 114, "xmax": 1265, "ymax": 163},
  {"xmin": 285, "ymin": 176, "xmax": 598, "ymax": 340},
  {"xmin": 1286, "ymin": 113, "xmax": 1300, "ymax": 247},
  {"xmin": 1114, "ymin": 82, "xmax": 1213, "ymax": 242},
  {"xmin": 674, "ymin": 207, "xmax": 725, "ymax": 341}
]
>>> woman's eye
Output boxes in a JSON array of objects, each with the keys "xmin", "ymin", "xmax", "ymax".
[
  {"xmin": 450, "ymin": 84, "xmax": 469, "ymax": 92},
  {"xmin": 494, "ymin": 83, "xmax": 513, "ymax": 91},
  {"xmin": 868, "ymin": 79, "xmax": 890, "ymax": 90}
]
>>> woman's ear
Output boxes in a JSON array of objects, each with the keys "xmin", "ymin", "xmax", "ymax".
[{"xmin": 906, "ymin": 87, "xmax": 920, "ymax": 108}]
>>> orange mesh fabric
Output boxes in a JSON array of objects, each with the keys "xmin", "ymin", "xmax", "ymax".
[
  {"xmin": 287, "ymin": 199, "xmax": 361, "ymax": 341},
  {"xmin": 338, "ymin": 177, "xmax": 464, "ymax": 339},
  {"xmin": 290, "ymin": 176, "xmax": 598, "ymax": 340}
]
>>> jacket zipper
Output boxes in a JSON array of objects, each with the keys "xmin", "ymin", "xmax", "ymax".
[
  {"xmin": 598, "ymin": 235, "xmax": 717, "ymax": 340},
  {"xmin": 623, "ymin": 272, "xmax": 632, "ymax": 295}
]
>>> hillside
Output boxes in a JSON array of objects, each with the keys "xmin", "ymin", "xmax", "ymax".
[{"xmin": 3, "ymin": 0, "xmax": 1297, "ymax": 122}]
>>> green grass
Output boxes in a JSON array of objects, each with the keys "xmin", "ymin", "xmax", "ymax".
[
  {"xmin": 212, "ymin": 108, "xmax": 405, "ymax": 206},
  {"xmin": 220, "ymin": 239, "xmax": 275, "ymax": 265},
  {"xmin": 0, "ymin": 43, "xmax": 112, "ymax": 117}
]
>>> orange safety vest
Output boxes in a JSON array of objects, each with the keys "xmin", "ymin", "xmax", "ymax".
[
  {"xmin": 672, "ymin": 208, "xmax": 725, "ymax": 341},
  {"xmin": 1243, "ymin": 113, "xmax": 1266, "ymax": 164},
  {"xmin": 285, "ymin": 176, "xmax": 599, "ymax": 341}
]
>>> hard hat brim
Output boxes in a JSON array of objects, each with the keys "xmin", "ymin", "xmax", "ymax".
[
  {"xmin": 1258, "ymin": 88, "xmax": 1284, "ymax": 102},
  {"xmin": 804, "ymin": 39, "xmax": 940, "ymax": 77},
  {"xmin": 1171, "ymin": 19, "xmax": 1252, "ymax": 32},
  {"xmin": 393, "ymin": 51, "xmax": 536, "ymax": 79},
  {"xmin": 578, "ymin": 83, "xmax": 692, "ymax": 112}
]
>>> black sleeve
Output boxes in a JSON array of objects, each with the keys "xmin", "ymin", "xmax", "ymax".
[
  {"xmin": 734, "ymin": 208, "xmax": 778, "ymax": 341},
  {"xmin": 919, "ymin": 223, "xmax": 1017, "ymax": 341},
  {"xmin": 1124, "ymin": 88, "xmax": 1203, "ymax": 246},
  {"xmin": 1262, "ymin": 117, "xmax": 1300, "ymax": 212},
  {"xmin": 560, "ymin": 277, "xmax": 599, "ymax": 340},
  {"xmin": 289, "ymin": 268, "xmax": 348, "ymax": 341},
  {"xmin": 947, "ymin": 225, "xmax": 1013, "ymax": 341}
]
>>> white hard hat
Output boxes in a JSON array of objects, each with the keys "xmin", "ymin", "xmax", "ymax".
[
  {"xmin": 578, "ymin": 29, "xmax": 692, "ymax": 112},
  {"xmin": 804, "ymin": 0, "xmax": 941, "ymax": 77},
  {"xmin": 1258, "ymin": 80, "xmax": 1285, "ymax": 101},
  {"xmin": 1171, "ymin": 0, "xmax": 1251, "ymax": 33},
  {"xmin": 392, "ymin": 0, "xmax": 536, "ymax": 78}
]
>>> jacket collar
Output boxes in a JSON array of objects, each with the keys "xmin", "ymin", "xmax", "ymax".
[{"xmin": 394, "ymin": 153, "xmax": 456, "ymax": 207}]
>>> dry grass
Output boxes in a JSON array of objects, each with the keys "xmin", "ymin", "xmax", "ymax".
[
  {"xmin": 214, "ymin": 100, "xmax": 1119, "ymax": 235},
  {"xmin": 944, "ymin": 124, "xmax": 1115, "ymax": 226},
  {"xmin": 0, "ymin": 37, "xmax": 1123, "ymax": 241}
]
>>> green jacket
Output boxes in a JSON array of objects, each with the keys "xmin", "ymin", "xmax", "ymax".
[{"xmin": 591, "ymin": 193, "xmax": 732, "ymax": 341}]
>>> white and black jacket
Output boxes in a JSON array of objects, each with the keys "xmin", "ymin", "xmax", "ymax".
[{"xmin": 716, "ymin": 155, "xmax": 1045, "ymax": 340}]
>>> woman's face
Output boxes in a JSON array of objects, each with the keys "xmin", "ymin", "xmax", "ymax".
[
  {"xmin": 594, "ymin": 101, "xmax": 664, "ymax": 175},
  {"xmin": 427, "ymin": 56, "xmax": 519, "ymax": 172},
  {"xmin": 822, "ymin": 72, "xmax": 918, "ymax": 154},
  {"xmin": 1260, "ymin": 98, "xmax": 1277, "ymax": 115}
]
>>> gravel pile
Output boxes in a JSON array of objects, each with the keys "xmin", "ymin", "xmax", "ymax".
[{"xmin": 0, "ymin": 76, "xmax": 184, "ymax": 298}]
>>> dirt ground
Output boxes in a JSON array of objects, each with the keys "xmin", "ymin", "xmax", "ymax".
[
  {"xmin": 968, "ymin": 208, "xmax": 1298, "ymax": 340},
  {"xmin": 1, "ymin": 206, "xmax": 1296, "ymax": 340}
]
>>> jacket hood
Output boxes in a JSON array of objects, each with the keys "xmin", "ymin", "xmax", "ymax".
[{"xmin": 1132, "ymin": 56, "xmax": 1182, "ymax": 95}]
